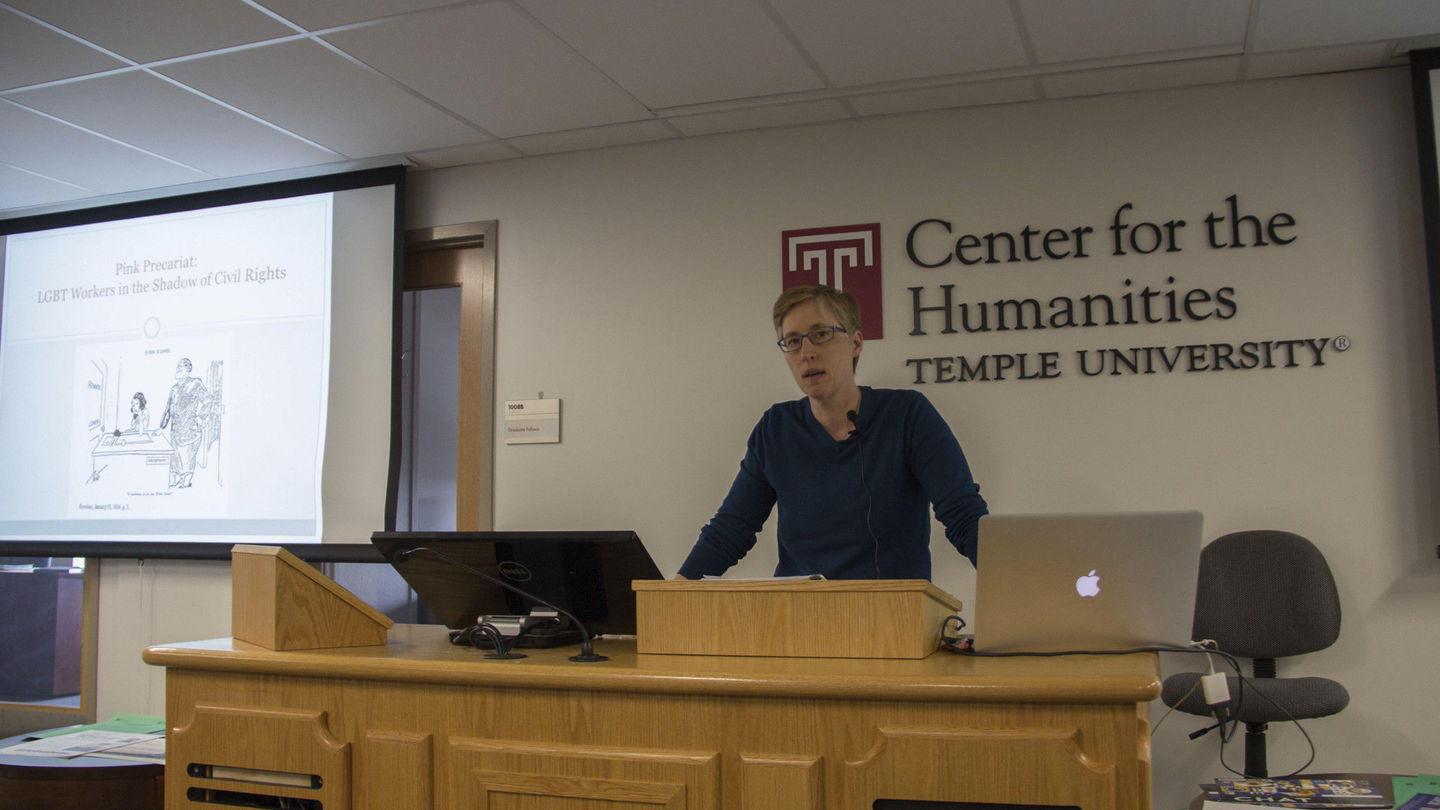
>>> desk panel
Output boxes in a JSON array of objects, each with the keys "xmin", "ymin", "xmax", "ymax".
[{"xmin": 145, "ymin": 624, "xmax": 1159, "ymax": 810}]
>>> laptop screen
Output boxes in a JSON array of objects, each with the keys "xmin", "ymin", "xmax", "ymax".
[{"xmin": 370, "ymin": 530, "xmax": 663, "ymax": 634}]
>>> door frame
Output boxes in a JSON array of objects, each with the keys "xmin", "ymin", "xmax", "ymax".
[{"xmin": 403, "ymin": 221, "xmax": 497, "ymax": 531}]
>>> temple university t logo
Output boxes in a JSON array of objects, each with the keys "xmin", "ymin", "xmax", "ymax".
[{"xmin": 781, "ymin": 223, "xmax": 883, "ymax": 339}]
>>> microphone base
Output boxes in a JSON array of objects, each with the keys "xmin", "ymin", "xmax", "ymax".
[{"xmin": 569, "ymin": 652, "xmax": 609, "ymax": 663}]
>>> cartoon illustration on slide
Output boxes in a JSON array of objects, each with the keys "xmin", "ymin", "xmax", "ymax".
[
  {"xmin": 85, "ymin": 355, "xmax": 225, "ymax": 492},
  {"xmin": 160, "ymin": 357, "xmax": 206, "ymax": 489},
  {"xmin": 127, "ymin": 391, "xmax": 150, "ymax": 433},
  {"xmin": 86, "ymin": 360, "xmax": 172, "ymax": 489},
  {"xmin": 199, "ymin": 359, "xmax": 223, "ymax": 485}
]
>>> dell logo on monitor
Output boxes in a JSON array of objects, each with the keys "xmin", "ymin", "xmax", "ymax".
[{"xmin": 498, "ymin": 561, "xmax": 533, "ymax": 582}]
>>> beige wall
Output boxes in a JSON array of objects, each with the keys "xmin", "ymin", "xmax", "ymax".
[{"xmin": 97, "ymin": 67, "xmax": 1438, "ymax": 808}]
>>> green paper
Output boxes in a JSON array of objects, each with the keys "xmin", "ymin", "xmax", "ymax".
[
  {"xmin": 29, "ymin": 713, "xmax": 164, "ymax": 739},
  {"xmin": 92, "ymin": 713, "xmax": 166, "ymax": 734},
  {"xmin": 1395, "ymin": 775, "xmax": 1440, "ymax": 807}
]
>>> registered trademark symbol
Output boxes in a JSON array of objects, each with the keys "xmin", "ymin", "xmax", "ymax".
[{"xmin": 1334, "ymin": 336, "xmax": 1351, "ymax": 351}]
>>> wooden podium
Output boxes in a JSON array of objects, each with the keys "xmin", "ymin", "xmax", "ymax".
[
  {"xmin": 145, "ymin": 562, "xmax": 1161, "ymax": 810},
  {"xmin": 633, "ymin": 579, "xmax": 961, "ymax": 659}
]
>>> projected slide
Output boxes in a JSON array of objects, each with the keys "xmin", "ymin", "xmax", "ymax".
[{"xmin": 0, "ymin": 194, "xmax": 332, "ymax": 541}]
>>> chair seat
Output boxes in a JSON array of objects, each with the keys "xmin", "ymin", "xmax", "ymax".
[{"xmin": 1163, "ymin": 672, "xmax": 1349, "ymax": 724}]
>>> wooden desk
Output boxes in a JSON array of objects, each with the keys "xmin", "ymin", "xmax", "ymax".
[
  {"xmin": 144, "ymin": 625, "xmax": 1160, "ymax": 810},
  {"xmin": 0, "ymin": 732, "xmax": 163, "ymax": 810}
]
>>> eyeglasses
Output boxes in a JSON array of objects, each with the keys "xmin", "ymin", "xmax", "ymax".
[{"xmin": 777, "ymin": 325, "xmax": 847, "ymax": 353}]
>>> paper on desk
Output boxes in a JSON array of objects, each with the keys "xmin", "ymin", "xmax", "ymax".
[
  {"xmin": 1396, "ymin": 776, "xmax": 1440, "ymax": 807},
  {"xmin": 29, "ymin": 713, "xmax": 165, "ymax": 738},
  {"xmin": 87, "ymin": 734, "xmax": 166, "ymax": 764},
  {"xmin": 93, "ymin": 713, "xmax": 165, "ymax": 735},
  {"xmin": 1, "ymin": 730, "xmax": 158, "ymax": 758}
]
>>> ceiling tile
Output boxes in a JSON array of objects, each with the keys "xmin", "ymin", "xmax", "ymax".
[
  {"xmin": 849, "ymin": 78, "xmax": 1038, "ymax": 117},
  {"xmin": 0, "ymin": 164, "xmax": 93, "ymax": 211},
  {"xmin": 1251, "ymin": 0, "xmax": 1440, "ymax": 52},
  {"xmin": 1019, "ymin": 0, "xmax": 1250, "ymax": 64},
  {"xmin": 767, "ymin": 0, "xmax": 1029, "ymax": 86},
  {"xmin": 9, "ymin": 71, "xmax": 343, "ymax": 178},
  {"xmin": 669, "ymin": 100, "xmax": 850, "ymax": 137},
  {"xmin": 324, "ymin": 3, "xmax": 652, "ymax": 138},
  {"xmin": 0, "ymin": 101, "xmax": 210, "ymax": 195},
  {"xmin": 252, "ymin": 0, "xmax": 461, "ymax": 31},
  {"xmin": 1245, "ymin": 43, "xmax": 1391, "ymax": 80},
  {"xmin": 517, "ymin": 0, "xmax": 824, "ymax": 108},
  {"xmin": 507, "ymin": 120, "xmax": 676, "ymax": 156},
  {"xmin": 5, "ymin": 0, "xmax": 296, "ymax": 63},
  {"xmin": 1040, "ymin": 56, "xmax": 1240, "ymax": 99},
  {"xmin": 0, "ymin": 9, "xmax": 126, "ymax": 90},
  {"xmin": 154, "ymin": 39, "xmax": 484, "ymax": 157}
]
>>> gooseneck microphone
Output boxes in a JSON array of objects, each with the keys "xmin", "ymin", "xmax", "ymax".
[
  {"xmin": 847, "ymin": 410, "xmax": 881, "ymax": 578},
  {"xmin": 394, "ymin": 545, "xmax": 608, "ymax": 662}
]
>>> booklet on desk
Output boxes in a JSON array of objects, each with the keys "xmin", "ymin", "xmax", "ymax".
[
  {"xmin": 1395, "ymin": 795, "xmax": 1440, "ymax": 810},
  {"xmin": 1200, "ymin": 777, "xmax": 1390, "ymax": 809}
]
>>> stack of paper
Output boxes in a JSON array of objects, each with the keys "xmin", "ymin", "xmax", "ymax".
[{"xmin": 0, "ymin": 713, "xmax": 165, "ymax": 764}]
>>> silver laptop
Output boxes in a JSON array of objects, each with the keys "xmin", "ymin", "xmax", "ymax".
[{"xmin": 971, "ymin": 511, "xmax": 1203, "ymax": 653}]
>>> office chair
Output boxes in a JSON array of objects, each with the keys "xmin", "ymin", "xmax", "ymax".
[{"xmin": 1161, "ymin": 530, "xmax": 1349, "ymax": 777}]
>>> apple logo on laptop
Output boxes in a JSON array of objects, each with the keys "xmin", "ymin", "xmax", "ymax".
[{"xmin": 1075, "ymin": 569, "xmax": 1101, "ymax": 598}]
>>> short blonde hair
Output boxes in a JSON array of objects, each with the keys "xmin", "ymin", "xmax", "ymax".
[{"xmin": 772, "ymin": 285, "xmax": 862, "ymax": 335}]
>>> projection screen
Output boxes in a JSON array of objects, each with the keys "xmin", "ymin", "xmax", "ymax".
[{"xmin": 0, "ymin": 166, "xmax": 403, "ymax": 560}]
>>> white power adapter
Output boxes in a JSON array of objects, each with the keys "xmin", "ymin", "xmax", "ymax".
[{"xmin": 1201, "ymin": 671, "xmax": 1231, "ymax": 706}]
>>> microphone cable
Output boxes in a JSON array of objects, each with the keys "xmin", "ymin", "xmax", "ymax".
[
  {"xmin": 451, "ymin": 622, "xmax": 526, "ymax": 660},
  {"xmin": 847, "ymin": 409, "xmax": 881, "ymax": 578}
]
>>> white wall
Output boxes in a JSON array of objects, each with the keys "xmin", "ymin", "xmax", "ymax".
[
  {"xmin": 96, "ymin": 67, "xmax": 1439, "ymax": 808},
  {"xmin": 96, "ymin": 558, "xmax": 230, "ymax": 717}
]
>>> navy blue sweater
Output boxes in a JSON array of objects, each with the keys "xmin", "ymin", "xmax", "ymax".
[{"xmin": 679, "ymin": 387, "xmax": 987, "ymax": 580}]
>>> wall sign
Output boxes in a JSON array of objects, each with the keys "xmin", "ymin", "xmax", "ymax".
[
  {"xmin": 895, "ymin": 194, "xmax": 1350, "ymax": 383},
  {"xmin": 781, "ymin": 223, "xmax": 884, "ymax": 339},
  {"xmin": 504, "ymin": 399, "xmax": 560, "ymax": 444}
]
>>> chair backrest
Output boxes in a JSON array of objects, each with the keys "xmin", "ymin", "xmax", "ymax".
[{"xmin": 1191, "ymin": 530, "xmax": 1341, "ymax": 660}]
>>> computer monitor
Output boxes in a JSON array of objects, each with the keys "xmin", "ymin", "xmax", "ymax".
[{"xmin": 370, "ymin": 530, "xmax": 662, "ymax": 636}]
